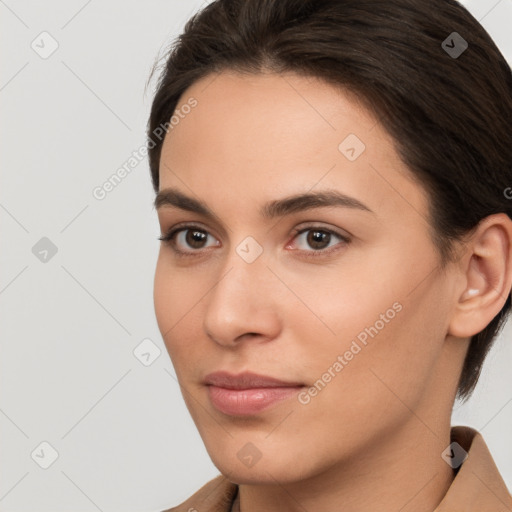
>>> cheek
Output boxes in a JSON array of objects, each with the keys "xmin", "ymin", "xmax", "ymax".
[
  {"xmin": 287, "ymin": 247, "xmax": 447, "ymax": 401},
  {"xmin": 153, "ymin": 256, "xmax": 174, "ymax": 335},
  {"xmin": 154, "ymin": 254, "xmax": 204, "ymax": 323},
  {"xmin": 273, "ymin": 252, "xmax": 405, "ymax": 357},
  {"xmin": 282, "ymin": 286, "xmax": 446, "ymax": 465},
  {"xmin": 153, "ymin": 254, "xmax": 219, "ymax": 371},
  {"xmin": 153, "ymin": 256, "xmax": 196, "ymax": 350}
]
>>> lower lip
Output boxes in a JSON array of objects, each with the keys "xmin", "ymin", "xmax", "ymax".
[{"xmin": 207, "ymin": 385, "xmax": 303, "ymax": 416}]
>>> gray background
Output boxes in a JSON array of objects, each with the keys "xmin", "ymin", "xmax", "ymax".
[{"xmin": 1, "ymin": 1, "xmax": 511, "ymax": 511}]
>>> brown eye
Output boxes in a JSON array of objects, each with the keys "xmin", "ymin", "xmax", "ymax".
[
  {"xmin": 185, "ymin": 229, "xmax": 208, "ymax": 249},
  {"xmin": 288, "ymin": 225, "xmax": 351, "ymax": 258},
  {"xmin": 158, "ymin": 224, "xmax": 220, "ymax": 256},
  {"xmin": 306, "ymin": 230, "xmax": 332, "ymax": 250}
]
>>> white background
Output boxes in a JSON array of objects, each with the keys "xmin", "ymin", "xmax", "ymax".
[{"xmin": 1, "ymin": 1, "xmax": 511, "ymax": 510}]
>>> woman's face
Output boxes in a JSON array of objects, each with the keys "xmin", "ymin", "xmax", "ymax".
[{"xmin": 154, "ymin": 71, "xmax": 465, "ymax": 484}]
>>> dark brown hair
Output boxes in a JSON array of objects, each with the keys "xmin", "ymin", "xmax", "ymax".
[{"xmin": 147, "ymin": 0, "xmax": 512, "ymax": 402}]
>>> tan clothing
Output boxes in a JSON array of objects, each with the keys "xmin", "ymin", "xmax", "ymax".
[{"xmin": 163, "ymin": 426, "xmax": 512, "ymax": 511}]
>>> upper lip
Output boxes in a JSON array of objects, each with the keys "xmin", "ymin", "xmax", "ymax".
[{"xmin": 204, "ymin": 371, "xmax": 304, "ymax": 390}]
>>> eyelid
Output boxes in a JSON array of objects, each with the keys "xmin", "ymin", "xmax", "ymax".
[{"xmin": 290, "ymin": 222, "xmax": 352, "ymax": 242}]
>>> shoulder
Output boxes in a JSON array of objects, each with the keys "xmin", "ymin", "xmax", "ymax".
[{"xmin": 161, "ymin": 474, "xmax": 238, "ymax": 512}]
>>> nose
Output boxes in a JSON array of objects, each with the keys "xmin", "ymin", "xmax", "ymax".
[{"xmin": 203, "ymin": 249, "xmax": 282, "ymax": 348}]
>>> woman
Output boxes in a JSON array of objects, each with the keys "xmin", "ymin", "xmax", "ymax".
[{"xmin": 147, "ymin": 0, "xmax": 512, "ymax": 510}]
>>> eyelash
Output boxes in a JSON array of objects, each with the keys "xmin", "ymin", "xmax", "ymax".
[{"xmin": 158, "ymin": 223, "xmax": 351, "ymax": 259}]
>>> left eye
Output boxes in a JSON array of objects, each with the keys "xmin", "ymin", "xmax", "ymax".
[{"xmin": 289, "ymin": 227, "xmax": 349, "ymax": 253}]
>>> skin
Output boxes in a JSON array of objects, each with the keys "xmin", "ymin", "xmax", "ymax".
[{"xmin": 153, "ymin": 70, "xmax": 512, "ymax": 512}]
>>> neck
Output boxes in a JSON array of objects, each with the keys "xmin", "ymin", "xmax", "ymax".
[{"xmin": 236, "ymin": 419, "xmax": 455, "ymax": 512}]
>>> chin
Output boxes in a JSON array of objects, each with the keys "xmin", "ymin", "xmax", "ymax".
[{"xmin": 207, "ymin": 448, "xmax": 313, "ymax": 485}]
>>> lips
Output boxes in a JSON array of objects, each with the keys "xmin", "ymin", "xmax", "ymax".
[
  {"xmin": 204, "ymin": 371, "xmax": 305, "ymax": 416},
  {"xmin": 204, "ymin": 371, "xmax": 304, "ymax": 389}
]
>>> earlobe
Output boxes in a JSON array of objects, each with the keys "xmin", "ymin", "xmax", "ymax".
[{"xmin": 448, "ymin": 214, "xmax": 512, "ymax": 339}]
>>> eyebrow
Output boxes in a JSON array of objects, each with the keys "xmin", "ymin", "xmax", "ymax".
[{"xmin": 154, "ymin": 187, "xmax": 373, "ymax": 220}]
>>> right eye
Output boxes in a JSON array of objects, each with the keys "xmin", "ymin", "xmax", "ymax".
[{"xmin": 158, "ymin": 224, "xmax": 221, "ymax": 257}]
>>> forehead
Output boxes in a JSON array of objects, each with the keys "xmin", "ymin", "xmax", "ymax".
[
  {"xmin": 158, "ymin": 71, "xmax": 429, "ymax": 224},
  {"xmin": 163, "ymin": 70, "xmax": 380, "ymax": 164}
]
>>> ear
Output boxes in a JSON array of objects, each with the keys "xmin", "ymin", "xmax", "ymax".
[{"xmin": 449, "ymin": 213, "xmax": 512, "ymax": 338}]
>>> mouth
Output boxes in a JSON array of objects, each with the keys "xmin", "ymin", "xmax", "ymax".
[{"xmin": 204, "ymin": 371, "xmax": 305, "ymax": 416}]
